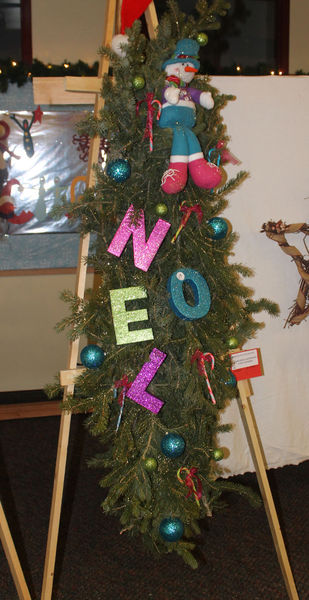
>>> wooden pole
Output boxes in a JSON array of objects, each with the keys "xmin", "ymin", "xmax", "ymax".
[
  {"xmin": 0, "ymin": 501, "xmax": 32, "ymax": 600},
  {"xmin": 236, "ymin": 379, "xmax": 299, "ymax": 600}
]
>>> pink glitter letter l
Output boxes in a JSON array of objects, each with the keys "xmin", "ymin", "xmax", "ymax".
[
  {"xmin": 107, "ymin": 204, "xmax": 171, "ymax": 272},
  {"xmin": 126, "ymin": 348, "xmax": 167, "ymax": 414}
]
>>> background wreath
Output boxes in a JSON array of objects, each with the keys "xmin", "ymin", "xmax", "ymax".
[{"xmin": 261, "ymin": 221, "xmax": 309, "ymax": 327}]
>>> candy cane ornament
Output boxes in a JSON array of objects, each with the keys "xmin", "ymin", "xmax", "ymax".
[{"xmin": 191, "ymin": 350, "xmax": 216, "ymax": 404}]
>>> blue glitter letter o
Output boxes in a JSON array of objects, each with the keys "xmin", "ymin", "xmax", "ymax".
[{"xmin": 167, "ymin": 268, "xmax": 211, "ymax": 320}]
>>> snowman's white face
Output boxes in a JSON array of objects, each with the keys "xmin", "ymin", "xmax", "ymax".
[{"xmin": 165, "ymin": 61, "xmax": 198, "ymax": 84}]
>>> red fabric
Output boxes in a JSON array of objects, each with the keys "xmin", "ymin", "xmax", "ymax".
[
  {"xmin": 0, "ymin": 201, "xmax": 14, "ymax": 217},
  {"xmin": 121, "ymin": 0, "xmax": 152, "ymax": 33},
  {"xmin": 8, "ymin": 210, "xmax": 34, "ymax": 224}
]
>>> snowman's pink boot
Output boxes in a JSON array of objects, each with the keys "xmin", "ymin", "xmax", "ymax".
[
  {"xmin": 161, "ymin": 157, "xmax": 188, "ymax": 194},
  {"xmin": 189, "ymin": 152, "xmax": 222, "ymax": 189}
]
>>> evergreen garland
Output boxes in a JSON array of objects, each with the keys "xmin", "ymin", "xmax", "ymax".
[
  {"xmin": 0, "ymin": 59, "xmax": 99, "ymax": 93},
  {"xmin": 48, "ymin": 0, "xmax": 279, "ymax": 568}
]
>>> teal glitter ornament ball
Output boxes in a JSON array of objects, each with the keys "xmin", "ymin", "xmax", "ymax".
[
  {"xmin": 224, "ymin": 371, "xmax": 237, "ymax": 387},
  {"xmin": 206, "ymin": 217, "xmax": 228, "ymax": 240},
  {"xmin": 80, "ymin": 344, "xmax": 105, "ymax": 369},
  {"xmin": 161, "ymin": 433, "xmax": 185, "ymax": 458},
  {"xmin": 159, "ymin": 517, "xmax": 184, "ymax": 542},
  {"xmin": 106, "ymin": 159, "xmax": 131, "ymax": 182}
]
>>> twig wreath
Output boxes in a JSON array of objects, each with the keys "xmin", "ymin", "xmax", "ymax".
[{"xmin": 261, "ymin": 220, "xmax": 309, "ymax": 327}]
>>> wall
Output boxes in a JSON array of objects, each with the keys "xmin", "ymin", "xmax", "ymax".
[
  {"xmin": 31, "ymin": 0, "xmax": 309, "ymax": 74},
  {"xmin": 289, "ymin": 0, "xmax": 309, "ymax": 73},
  {"xmin": 0, "ymin": 272, "xmax": 93, "ymax": 391},
  {"xmin": 31, "ymin": 0, "xmax": 108, "ymax": 64}
]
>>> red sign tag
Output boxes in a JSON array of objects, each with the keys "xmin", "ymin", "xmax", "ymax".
[{"xmin": 230, "ymin": 348, "xmax": 263, "ymax": 381}]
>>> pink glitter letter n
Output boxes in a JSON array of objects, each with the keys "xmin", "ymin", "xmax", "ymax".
[{"xmin": 107, "ymin": 204, "xmax": 171, "ymax": 272}]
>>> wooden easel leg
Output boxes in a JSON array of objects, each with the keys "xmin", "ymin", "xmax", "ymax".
[
  {"xmin": 40, "ymin": 230, "xmax": 91, "ymax": 600},
  {"xmin": 237, "ymin": 379, "xmax": 299, "ymax": 600},
  {"xmin": 0, "ymin": 501, "xmax": 32, "ymax": 600},
  {"xmin": 144, "ymin": 2, "xmax": 159, "ymax": 39}
]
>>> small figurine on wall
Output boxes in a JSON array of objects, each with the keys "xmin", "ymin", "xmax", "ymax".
[
  {"xmin": 0, "ymin": 119, "xmax": 20, "ymax": 193},
  {"xmin": 0, "ymin": 179, "xmax": 33, "ymax": 226},
  {"xmin": 10, "ymin": 106, "xmax": 43, "ymax": 158},
  {"xmin": 159, "ymin": 38, "xmax": 222, "ymax": 194}
]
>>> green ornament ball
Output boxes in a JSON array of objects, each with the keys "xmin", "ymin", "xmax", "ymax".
[
  {"xmin": 227, "ymin": 336, "xmax": 239, "ymax": 349},
  {"xmin": 132, "ymin": 75, "xmax": 145, "ymax": 90},
  {"xmin": 143, "ymin": 457, "xmax": 158, "ymax": 472},
  {"xmin": 212, "ymin": 448, "xmax": 225, "ymax": 461},
  {"xmin": 155, "ymin": 202, "xmax": 168, "ymax": 217},
  {"xmin": 197, "ymin": 32, "xmax": 208, "ymax": 46}
]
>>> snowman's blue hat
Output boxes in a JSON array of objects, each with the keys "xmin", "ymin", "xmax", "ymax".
[{"xmin": 162, "ymin": 38, "xmax": 200, "ymax": 71}]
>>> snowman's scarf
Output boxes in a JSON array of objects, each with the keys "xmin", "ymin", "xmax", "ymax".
[{"xmin": 166, "ymin": 75, "xmax": 188, "ymax": 88}]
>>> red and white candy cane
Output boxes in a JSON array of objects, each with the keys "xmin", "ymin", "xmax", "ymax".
[
  {"xmin": 191, "ymin": 350, "xmax": 216, "ymax": 404},
  {"xmin": 136, "ymin": 93, "xmax": 161, "ymax": 152}
]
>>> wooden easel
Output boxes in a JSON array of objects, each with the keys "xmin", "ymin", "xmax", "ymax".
[
  {"xmin": 0, "ymin": 501, "xmax": 31, "ymax": 600},
  {"xmin": 34, "ymin": 2, "xmax": 299, "ymax": 599}
]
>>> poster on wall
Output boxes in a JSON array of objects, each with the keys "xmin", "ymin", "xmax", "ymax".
[{"xmin": 0, "ymin": 110, "xmax": 106, "ymax": 236}]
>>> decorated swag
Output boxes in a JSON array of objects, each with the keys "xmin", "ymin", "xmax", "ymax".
[{"xmin": 50, "ymin": 1, "xmax": 278, "ymax": 568}]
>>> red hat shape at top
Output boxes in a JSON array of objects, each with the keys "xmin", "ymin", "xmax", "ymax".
[{"xmin": 121, "ymin": 0, "xmax": 152, "ymax": 33}]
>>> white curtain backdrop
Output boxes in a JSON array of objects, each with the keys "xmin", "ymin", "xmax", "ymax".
[{"xmin": 212, "ymin": 76, "xmax": 309, "ymax": 475}]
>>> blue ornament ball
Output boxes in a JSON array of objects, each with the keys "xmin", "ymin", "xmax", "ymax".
[
  {"xmin": 80, "ymin": 344, "xmax": 105, "ymax": 369},
  {"xmin": 224, "ymin": 371, "xmax": 237, "ymax": 387},
  {"xmin": 206, "ymin": 217, "xmax": 228, "ymax": 240},
  {"xmin": 159, "ymin": 517, "xmax": 184, "ymax": 542},
  {"xmin": 161, "ymin": 433, "xmax": 186, "ymax": 458},
  {"xmin": 106, "ymin": 159, "xmax": 131, "ymax": 182}
]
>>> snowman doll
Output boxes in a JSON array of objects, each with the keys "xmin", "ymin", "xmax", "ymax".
[{"xmin": 159, "ymin": 38, "xmax": 222, "ymax": 194}]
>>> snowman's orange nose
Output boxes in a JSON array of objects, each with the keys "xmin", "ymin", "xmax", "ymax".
[{"xmin": 185, "ymin": 65, "xmax": 198, "ymax": 73}]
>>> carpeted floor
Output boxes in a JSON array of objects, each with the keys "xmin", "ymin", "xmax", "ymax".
[{"xmin": 0, "ymin": 394, "xmax": 308, "ymax": 600}]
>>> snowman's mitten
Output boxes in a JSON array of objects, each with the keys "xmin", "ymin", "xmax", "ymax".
[
  {"xmin": 199, "ymin": 91, "xmax": 214, "ymax": 110},
  {"xmin": 164, "ymin": 87, "xmax": 181, "ymax": 105}
]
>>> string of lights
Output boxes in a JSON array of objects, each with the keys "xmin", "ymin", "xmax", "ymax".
[
  {"xmin": 0, "ymin": 57, "xmax": 299, "ymax": 93},
  {"xmin": 0, "ymin": 59, "xmax": 99, "ymax": 93}
]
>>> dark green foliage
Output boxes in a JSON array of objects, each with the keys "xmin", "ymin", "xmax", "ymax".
[
  {"xmin": 50, "ymin": 0, "xmax": 279, "ymax": 567},
  {"xmin": 0, "ymin": 59, "xmax": 99, "ymax": 93}
]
